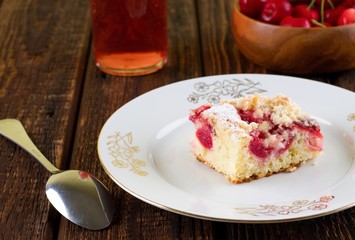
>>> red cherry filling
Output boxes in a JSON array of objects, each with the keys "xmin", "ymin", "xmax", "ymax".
[
  {"xmin": 276, "ymin": 130, "xmax": 295, "ymax": 155},
  {"xmin": 249, "ymin": 128, "xmax": 295, "ymax": 161},
  {"xmin": 189, "ymin": 104, "xmax": 214, "ymax": 149},
  {"xmin": 195, "ymin": 125, "xmax": 213, "ymax": 149},
  {"xmin": 294, "ymin": 120, "xmax": 323, "ymax": 151},
  {"xmin": 190, "ymin": 105, "xmax": 322, "ymax": 157},
  {"xmin": 189, "ymin": 104, "xmax": 211, "ymax": 123},
  {"xmin": 294, "ymin": 119, "xmax": 321, "ymax": 135},
  {"xmin": 249, "ymin": 131, "xmax": 273, "ymax": 159},
  {"xmin": 237, "ymin": 109, "xmax": 266, "ymax": 123},
  {"xmin": 238, "ymin": 109, "xmax": 321, "ymax": 161}
]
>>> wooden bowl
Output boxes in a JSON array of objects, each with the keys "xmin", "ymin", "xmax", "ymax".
[{"xmin": 231, "ymin": 4, "xmax": 355, "ymax": 74}]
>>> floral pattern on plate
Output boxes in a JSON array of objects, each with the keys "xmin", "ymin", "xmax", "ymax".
[
  {"xmin": 348, "ymin": 113, "xmax": 355, "ymax": 132},
  {"xmin": 187, "ymin": 78, "xmax": 267, "ymax": 104},
  {"xmin": 107, "ymin": 132, "xmax": 147, "ymax": 176},
  {"xmin": 235, "ymin": 196, "xmax": 334, "ymax": 216}
]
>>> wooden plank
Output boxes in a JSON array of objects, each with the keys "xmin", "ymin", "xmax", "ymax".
[
  {"xmin": 331, "ymin": 70, "xmax": 355, "ymax": 92},
  {"xmin": 196, "ymin": 0, "xmax": 267, "ymax": 75},
  {"xmin": 0, "ymin": 0, "xmax": 91, "ymax": 239}
]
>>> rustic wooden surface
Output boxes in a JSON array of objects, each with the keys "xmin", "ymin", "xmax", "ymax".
[{"xmin": 0, "ymin": 0, "xmax": 354, "ymax": 239}]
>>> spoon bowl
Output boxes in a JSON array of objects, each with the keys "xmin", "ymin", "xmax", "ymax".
[
  {"xmin": 0, "ymin": 119, "xmax": 114, "ymax": 230},
  {"xmin": 45, "ymin": 170, "xmax": 114, "ymax": 230}
]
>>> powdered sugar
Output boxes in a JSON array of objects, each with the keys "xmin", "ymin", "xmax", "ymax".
[
  {"xmin": 202, "ymin": 103, "xmax": 253, "ymax": 138},
  {"xmin": 203, "ymin": 103, "xmax": 240, "ymax": 123}
]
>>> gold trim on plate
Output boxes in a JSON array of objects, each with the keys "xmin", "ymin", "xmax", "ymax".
[{"xmin": 107, "ymin": 132, "xmax": 148, "ymax": 176}]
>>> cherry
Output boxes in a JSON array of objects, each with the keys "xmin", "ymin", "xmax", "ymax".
[
  {"xmin": 338, "ymin": 8, "xmax": 355, "ymax": 25},
  {"xmin": 294, "ymin": 120, "xmax": 321, "ymax": 134},
  {"xmin": 195, "ymin": 125, "xmax": 213, "ymax": 149},
  {"xmin": 306, "ymin": 135, "xmax": 323, "ymax": 151},
  {"xmin": 343, "ymin": 0, "xmax": 355, "ymax": 7},
  {"xmin": 237, "ymin": 109, "xmax": 266, "ymax": 123},
  {"xmin": 249, "ymin": 131, "xmax": 273, "ymax": 160},
  {"xmin": 294, "ymin": 121, "xmax": 323, "ymax": 151},
  {"xmin": 280, "ymin": 16, "xmax": 312, "ymax": 26},
  {"xmin": 290, "ymin": 0, "xmax": 311, "ymax": 5},
  {"xmin": 260, "ymin": 0, "xmax": 293, "ymax": 24},
  {"xmin": 239, "ymin": 0, "xmax": 267, "ymax": 18},
  {"xmin": 276, "ymin": 132, "xmax": 295, "ymax": 155},
  {"xmin": 189, "ymin": 104, "xmax": 214, "ymax": 149},
  {"xmin": 292, "ymin": 4, "xmax": 320, "ymax": 21},
  {"xmin": 315, "ymin": 0, "xmax": 343, "ymax": 9},
  {"xmin": 324, "ymin": 4, "xmax": 347, "ymax": 25},
  {"xmin": 189, "ymin": 104, "xmax": 211, "ymax": 123},
  {"xmin": 238, "ymin": 0, "xmax": 355, "ymax": 27}
]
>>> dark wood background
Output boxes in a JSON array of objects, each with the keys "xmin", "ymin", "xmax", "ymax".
[{"xmin": 0, "ymin": 0, "xmax": 354, "ymax": 239}]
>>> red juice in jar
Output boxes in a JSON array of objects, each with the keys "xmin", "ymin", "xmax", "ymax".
[{"xmin": 91, "ymin": 0, "xmax": 167, "ymax": 76}]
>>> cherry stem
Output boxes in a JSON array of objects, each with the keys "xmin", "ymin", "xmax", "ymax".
[
  {"xmin": 311, "ymin": 19, "xmax": 327, "ymax": 27},
  {"xmin": 320, "ymin": 0, "xmax": 325, "ymax": 23},
  {"xmin": 326, "ymin": 0, "xmax": 335, "ymax": 9},
  {"xmin": 307, "ymin": 0, "xmax": 316, "ymax": 10}
]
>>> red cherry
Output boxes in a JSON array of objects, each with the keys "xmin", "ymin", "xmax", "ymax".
[
  {"xmin": 290, "ymin": 0, "xmax": 310, "ymax": 6},
  {"xmin": 322, "ymin": 22, "xmax": 332, "ymax": 26},
  {"xmin": 260, "ymin": 0, "xmax": 293, "ymax": 24},
  {"xmin": 292, "ymin": 5, "xmax": 320, "ymax": 22},
  {"xmin": 315, "ymin": 0, "xmax": 343, "ymax": 9},
  {"xmin": 237, "ymin": 109, "xmax": 265, "ymax": 123},
  {"xmin": 249, "ymin": 131, "xmax": 273, "ymax": 160},
  {"xmin": 280, "ymin": 16, "xmax": 312, "ymax": 27},
  {"xmin": 324, "ymin": 5, "xmax": 347, "ymax": 25},
  {"xmin": 343, "ymin": 0, "xmax": 355, "ymax": 8},
  {"xmin": 294, "ymin": 122, "xmax": 323, "ymax": 151},
  {"xmin": 338, "ymin": 8, "xmax": 355, "ymax": 25},
  {"xmin": 239, "ymin": 0, "xmax": 267, "ymax": 18},
  {"xmin": 294, "ymin": 120, "xmax": 321, "ymax": 136},
  {"xmin": 189, "ymin": 104, "xmax": 211, "ymax": 123},
  {"xmin": 195, "ymin": 125, "xmax": 213, "ymax": 149}
]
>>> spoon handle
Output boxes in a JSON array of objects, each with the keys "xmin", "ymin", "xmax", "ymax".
[{"xmin": 0, "ymin": 119, "xmax": 60, "ymax": 174}]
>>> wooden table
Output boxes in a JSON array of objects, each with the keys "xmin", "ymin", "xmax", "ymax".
[{"xmin": 0, "ymin": 0, "xmax": 354, "ymax": 239}]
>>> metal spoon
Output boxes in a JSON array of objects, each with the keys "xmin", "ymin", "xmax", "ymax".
[{"xmin": 0, "ymin": 119, "xmax": 114, "ymax": 230}]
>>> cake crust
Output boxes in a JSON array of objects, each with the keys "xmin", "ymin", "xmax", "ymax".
[{"xmin": 195, "ymin": 154, "xmax": 301, "ymax": 184}]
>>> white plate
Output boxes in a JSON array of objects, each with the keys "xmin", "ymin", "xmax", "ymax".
[{"xmin": 97, "ymin": 74, "xmax": 355, "ymax": 223}]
